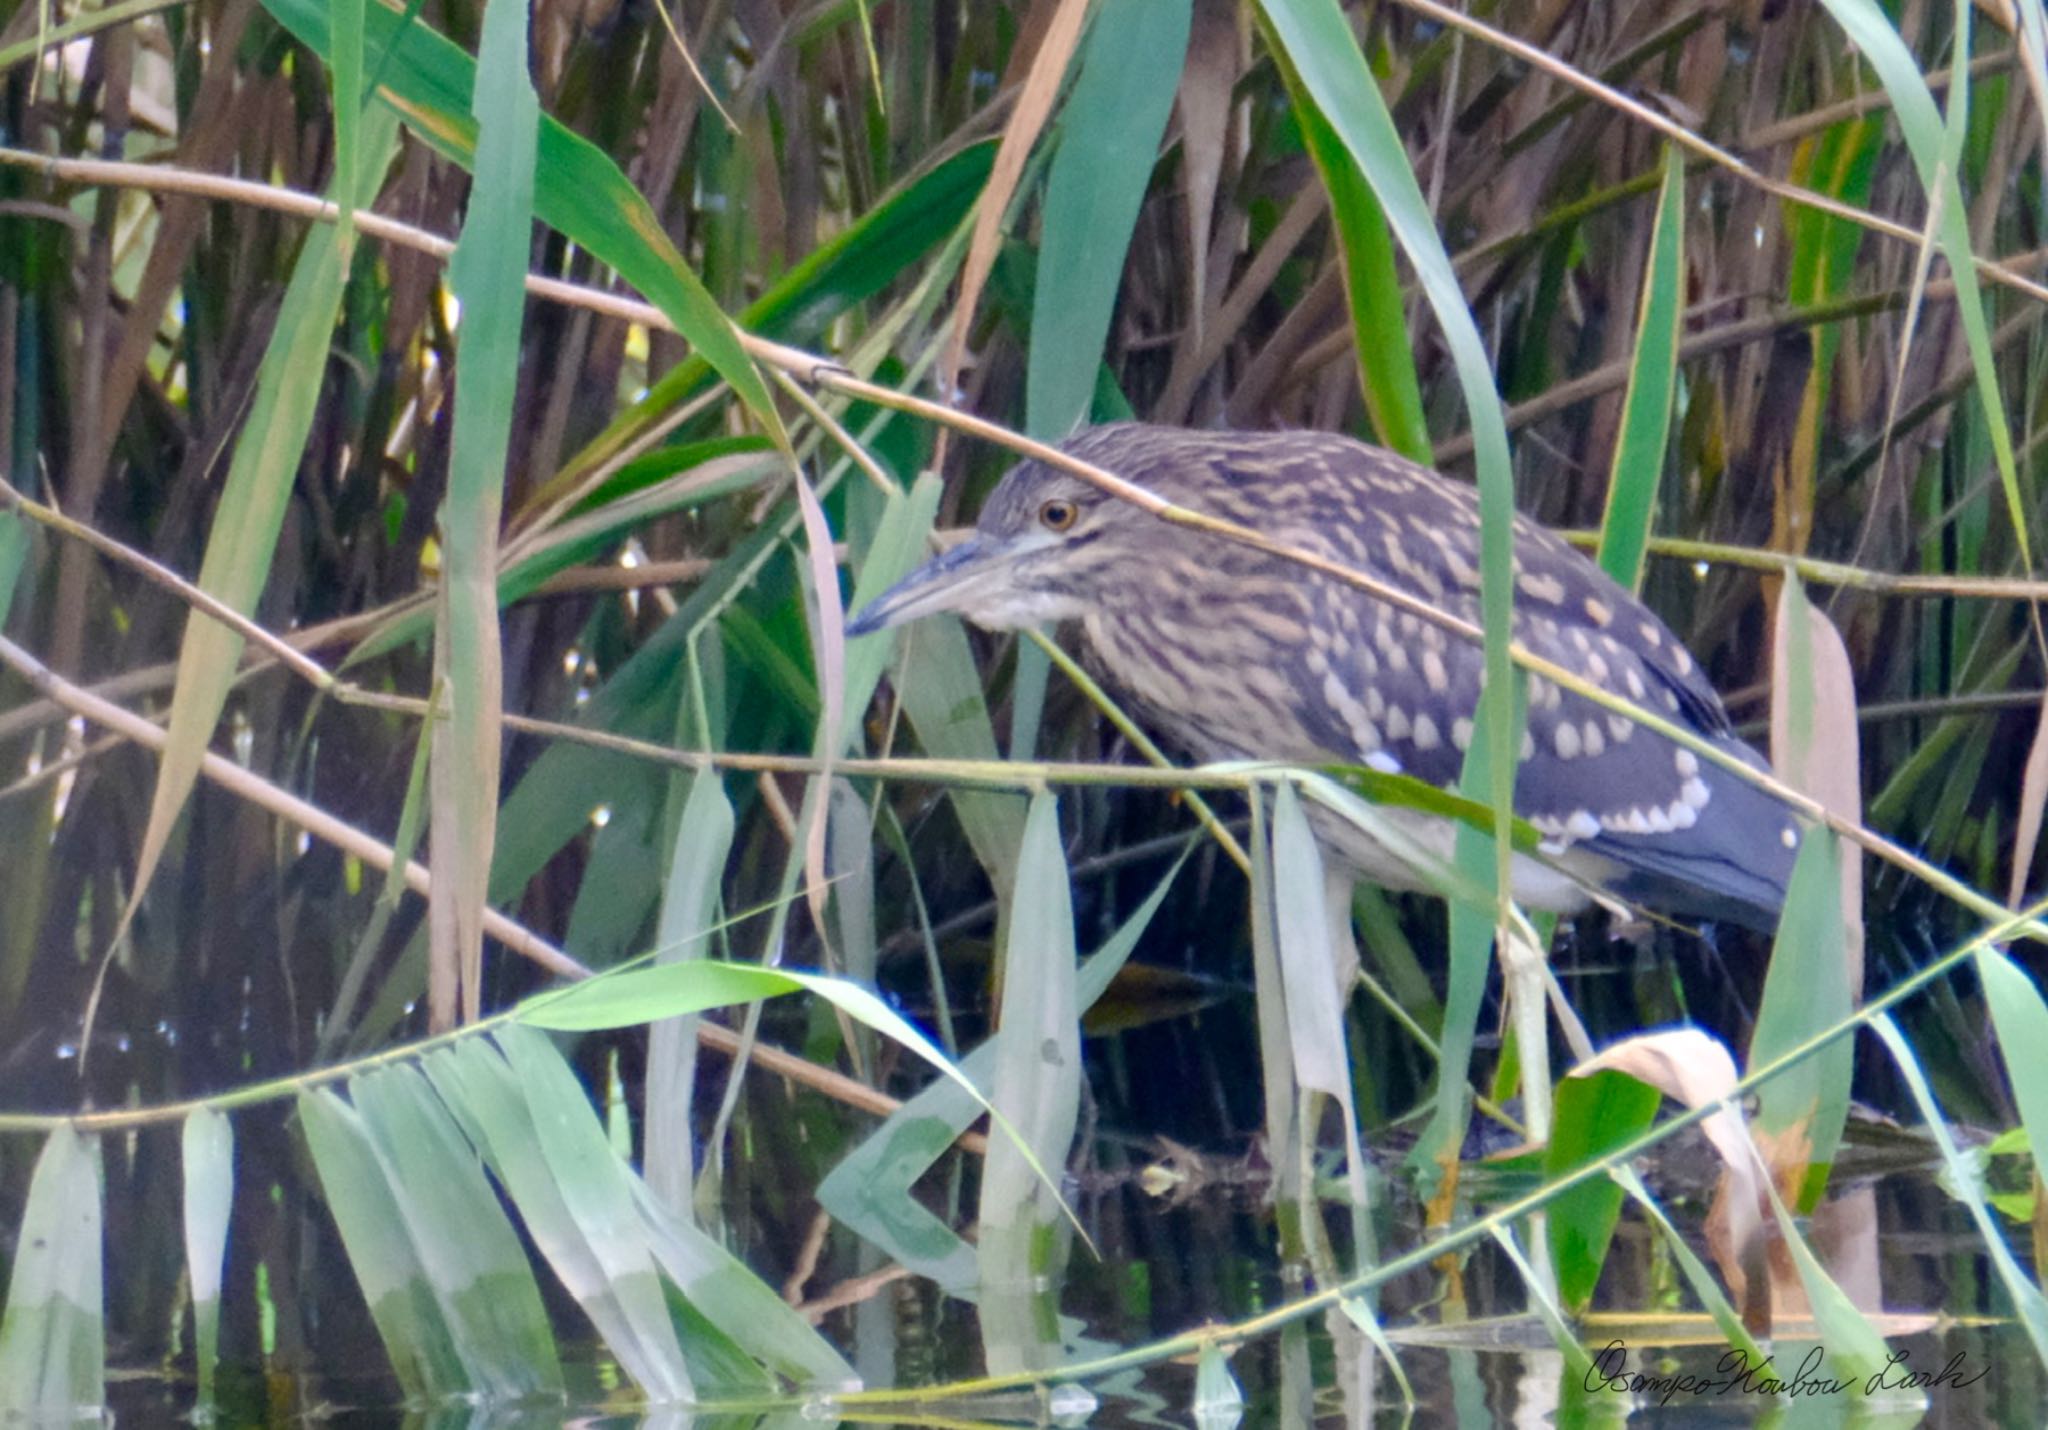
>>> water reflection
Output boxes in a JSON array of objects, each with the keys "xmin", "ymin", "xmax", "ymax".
[{"xmin": 100, "ymin": 1154, "xmax": 2038, "ymax": 1426}]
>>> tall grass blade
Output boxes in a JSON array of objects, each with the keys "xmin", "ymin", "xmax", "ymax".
[
  {"xmin": 126, "ymin": 103, "xmax": 398, "ymax": 929},
  {"xmin": 1770, "ymin": 575, "xmax": 1864, "ymax": 983},
  {"xmin": 1596, "ymin": 145, "xmax": 1684, "ymax": 594},
  {"xmin": 1754, "ymin": 576, "xmax": 1858, "ymax": 1206},
  {"xmin": 841, "ymin": 473, "xmax": 942, "ymax": 749},
  {"xmin": 2014, "ymin": 1, "xmax": 2048, "ymax": 144},
  {"xmin": 792, "ymin": 467, "xmax": 846, "ymax": 946},
  {"xmin": 1973, "ymin": 947, "xmax": 2048, "ymax": 1361},
  {"xmin": 1815, "ymin": 0, "xmax": 2031, "ymax": 572},
  {"xmin": 977, "ymin": 791, "xmax": 1081, "ymax": 1370},
  {"xmin": 0, "ymin": 515, "xmax": 25, "ymax": 631},
  {"xmin": 427, "ymin": 0, "xmax": 537, "ymax": 1028},
  {"xmin": 1027, "ymin": 0, "xmax": 1191, "ymax": 440},
  {"xmin": 1486, "ymin": 1222, "xmax": 1593, "ymax": 1383},
  {"xmin": 2009, "ymin": 694, "xmax": 2048, "ymax": 906},
  {"xmin": 847, "ymin": 474, "xmax": 1023, "ymax": 888},
  {"xmin": 1246, "ymin": 795, "xmax": 1303, "ymax": 1223},
  {"xmin": 349, "ymin": 1065, "xmax": 564, "ymax": 1397},
  {"xmin": 1411, "ymin": 676, "xmax": 1525, "ymax": 1196},
  {"xmin": 1256, "ymin": 0, "xmax": 1520, "ymax": 925},
  {"xmin": 1270, "ymin": 781, "xmax": 1369, "ymax": 1214},
  {"xmin": 0, "ymin": 1126, "xmax": 103, "ymax": 1418},
  {"xmin": 1758, "ymin": 1229, "xmax": 1893, "ymax": 1397},
  {"xmin": 532, "ymin": 143, "xmax": 993, "ymax": 512},
  {"xmin": 1870, "ymin": 1012, "xmax": 2048, "ymax": 1368},
  {"xmin": 827, "ymin": 777, "xmax": 878, "ymax": 988},
  {"xmin": 1544, "ymin": 1069, "xmax": 1661, "ymax": 1311},
  {"xmin": 645, "ymin": 765, "xmax": 734, "ymax": 1214},
  {"xmin": 486, "ymin": 522, "xmax": 780, "ymax": 923},
  {"xmin": 892, "ymin": 616, "xmax": 1028, "ymax": 894},
  {"xmin": 330, "ymin": 0, "xmax": 363, "ymax": 234},
  {"xmin": 629, "ymin": 1178, "xmax": 858, "ymax": 1389},
  {"xmin": 1749, "ymin": 831, "xmax": 1852, "ymax": 1207},
  {"xmin": 1193, "ymin": 1341, "xmax": 1246, "ymax": 1426},
  {"xmin": 425, "ymin": 1033, "xmax": 692, "ymax": 1401},
  {"xmin": 1609, "ymin": 1164, "xmax": 1769, "ymax": 1368},
  {"xmin": 1271, "ymin": 45, "xmax": 1429, "ymax": 462},
  {"xmin": 259, "ymin": 0, "xmax": 785, "ymax": 446},
  {"xmin": 298, "ymin": 1088, "xmax": 467, "ymax": 1397},
  {"xmin": 942, "ymin": 0, "xmax": 1091, "ymax": 406},
  {"xmin": 181, "ymin": 1107, "xmax": 234, "ymax": 1408},
  {"xmin": 1337, "ymin": 1296, "xmax": 1416, "ymax": 1406}
]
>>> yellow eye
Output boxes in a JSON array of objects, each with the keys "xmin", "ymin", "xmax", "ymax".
[{"xmin": 1039, "ymin": 499, "xmax": 1079, "ymax": 532}]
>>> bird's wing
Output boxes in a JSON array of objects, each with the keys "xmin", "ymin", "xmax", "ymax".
[{"xmin": 1297, "ymin": 530, "xmax": 1799, "ymax": 928}]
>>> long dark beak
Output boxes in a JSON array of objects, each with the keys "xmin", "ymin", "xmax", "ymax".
[{"xmin": 846, "ymin": 535, "xmax": 1008, "ymax": 637}]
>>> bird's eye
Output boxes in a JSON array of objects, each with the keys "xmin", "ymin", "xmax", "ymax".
[{"xmin": 1038, "ymin": 499, "xmax": 1079, "ymax": 532}]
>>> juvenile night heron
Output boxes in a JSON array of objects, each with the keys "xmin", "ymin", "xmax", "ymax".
[{"xmin": 849, "ymin": 424, "xmax": 1800, "ymax": 931}]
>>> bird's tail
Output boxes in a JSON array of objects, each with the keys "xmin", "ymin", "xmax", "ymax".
[{"xmin": 1588, "ymin": 738, "xmax": 1801, "ymax": 934}]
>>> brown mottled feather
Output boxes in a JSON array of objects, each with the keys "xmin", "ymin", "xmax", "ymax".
[{"xmin": 864, "ymin": 423, "xmax": 1800, "ymax": 927}]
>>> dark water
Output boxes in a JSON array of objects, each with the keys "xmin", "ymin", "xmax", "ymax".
[
  {"xmin": 57, "ymin": 880, "xmax": 2046, "ymax": 1426},
  {"xmin": 100, "ymin": 1149, "xmax": 2044, "ymax": 1426}
]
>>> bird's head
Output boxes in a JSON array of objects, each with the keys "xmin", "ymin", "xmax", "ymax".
[{"xmin": 846, "ymin": 455, "xmax": 1140, "ymax": 637}]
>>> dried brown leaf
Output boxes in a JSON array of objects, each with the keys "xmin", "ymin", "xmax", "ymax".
[
  {"xmin": 2007, "ymin": 691, "xmax": 2048, "ymax": 906},
  {"xmin": 938, "ymin": 0, "xmax": 1091, "ymax": 434},
  {"xmin": 1174, "ymin": 0, "xmax": 1240, "ymax": 344},
  {"xmin": 1770, "ymin": 588, "xmax": 1865, "ymax": 991},
  {"xmin": 1570, "ymin": 1029, "xmax": 1768, "ymax": 1330}
]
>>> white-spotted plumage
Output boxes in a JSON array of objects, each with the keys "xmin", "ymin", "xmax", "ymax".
[{"xmin": 850, "ymin": 424, "xmax": 1801, "ymax": 929}]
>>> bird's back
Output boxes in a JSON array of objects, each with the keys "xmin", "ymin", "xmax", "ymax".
[{"xmin": 1053, "ymin": 424, "xmax": 1799, "ymax": 930}]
